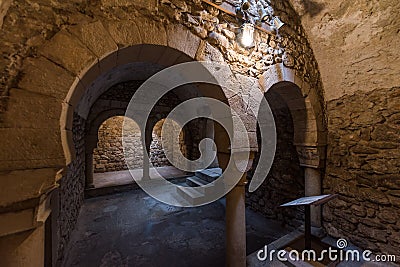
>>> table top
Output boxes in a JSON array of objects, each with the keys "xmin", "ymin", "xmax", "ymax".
[{"xmin": 280, "ymin": 194, "xmax": 338, "ymax": 207}]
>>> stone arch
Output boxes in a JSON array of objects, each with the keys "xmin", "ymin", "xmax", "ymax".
[
  {"xmin": 86, "ymin": 109, "xmax": 129, "ymax": 149},
  {"xmin": 8, "ymin": 17, "xmax": 259, "ymax": 176},
  {"xmin": 59, "ymin": 51, "xmax": 250, "ymax": 169},
  {"xmin": 258, "ymin": 63, "xmax": 327, "ymax": 228},
  {"xmin": 259, "ymin": 63, "xmax": 327, "ymax": 168},
  {"xmin": 14, "ymin": 19, "xmax": 198, "ymax": 167},
  {"xmin": 149, "ymin": 118, "xmax": 185, "ymax": 167},
  {"xmin": 85, "ymin": 112, "xmax": 143, "ymax": 188}
]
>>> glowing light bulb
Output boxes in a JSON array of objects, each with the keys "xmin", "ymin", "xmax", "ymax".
[{"xmin": 241, "ymin": 23, "xmax": 254, "ymax": 48}]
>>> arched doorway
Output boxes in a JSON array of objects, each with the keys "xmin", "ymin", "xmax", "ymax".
[
  {"xmin": 56, "ymin": 39, "xmax": 248, "ymax": 265},
  {"xmin": 150, "ymin": 119, "xmax": 180, "ymax": 168},
  {"xmin": 91, "ymin": 116, "xmax": 143, "ymax": 187},
  {"xmin": 247, "ymin": 87, "xmax": 305, "ymax": 220}
]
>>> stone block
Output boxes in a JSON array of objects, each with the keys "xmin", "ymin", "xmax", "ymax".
[
  {"xmin": 360, "ymin": 188, "xmax": 390, "ymax": 205},
  {"xmin": 102, "ymin": 19, "xmax": 141, "ymax": 47},
  {"xmin": 0, "ymin": 209, "xmax": 35, "ymax": 237},
  {"xmin": 98, "ymin": 51, "xmax": 118, "ymax": 74},
  {"xmin": 259, "ymin": 64, "xmax": 284, "ymax": 91},
  {"xmin": 0, "ymin": 168, "xmax": 59, "ymax": 207},
  {"xmin": 282, "ymin": 67, "xmax": 295, "ymax": 83},
  {"xmin": 371, "ymin": 124, "xmax": 399, "ymax": 142},
  {"xmin": 235, "ymin": 73, "xmax": 258, "ymax": 91},
  {"xmin": 358, "ymin": 224, "xmax": 388, "ymax": 243},
  {"xmin": 1, "ymin": 89, "xmax": 61, "ymax": 129},
  {"xmin": 350, "ymin": 204, "xmax": 367, "ymax": 217},
  {"xmin": 351, "ymin": 145, "xmax": 379, "ymax": 154},
  {"xmin": 0, "ymin": 0, "xmax": 12, "ymax": 29},
  {"xmin": 166, "ymin": 23, "xmax": 201, "ymax": 59},
  {"xmin": 377, "ymin": 208, "xmax": 397, "ymax": 224},
  {"xmin": 0, "ymin": 128, "xmax": 65, "ymax": 169},
  {"xmin": 116, "ymin": 45, "xmax": 142, "ymax": 67},
  {"xmin": 200, "ymin": 64, "xmax": 240, "ymax": 99},
  {"xmin": 136, "ymin": 44, "xmax": 167, "ymax": 65},
  {"xmin": 60, "ymin": 102, "xmax": 74, "ymax": 131},
  {"xmin": 293, "ymin": 130, "xmax": 318, "ymax": 146},
  {"xmin": 136, "ymin": 15, "xmax": 167, "ymax": 46},
  {"xmin": 40, "ymin": 29, "xmax": 97, "ymax": 76},
  {"xmin": 65, "ymin": 78, "xmax": 86, "ymax": 108},
  {"xmin": 68, "ymin": 21, "xmax": 118, "ymax": 59},
  {"xmin": 157, "ymin": 48, "xmax": 183, "ymax": 67},
  {"xmin": 77, "ymin": 61, "xmax": 101, "ymax": 89},
  {"xmin": 195, "ymin": 41, "xmax": 225, "ymax": 63},
  {"xmin": 18, "ymin": 57, "xmax": 75, "ymax": 100}
]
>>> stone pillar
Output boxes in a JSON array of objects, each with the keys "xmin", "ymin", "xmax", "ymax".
[
  {"xmin": 142, "ymin": 146, "xmax": 150, "ymax": 180},
  {"xmin": 223, "ymin": 151, "xmax": 254, "ymax": 267},
  {"xmin": 142, "ymin": 129, "xmax": 152, "ymax": 180},
  {"xmin": 304, "ymin": 167, "xmax": 322, "ymax": 227},
  {"xmin": 226, "ymin": 173, "xmax": 247, "ymax": 267},
  {"xmin": 296, "ymin": 145, "xmax": 325, "ymax": 229},
  {"xmin": 205, "ymin": 119, "xmax": 218, "ymax": 168},
  {"xmin": 85, "ymin": 152, "xmax": 94, "ymax": 188}
]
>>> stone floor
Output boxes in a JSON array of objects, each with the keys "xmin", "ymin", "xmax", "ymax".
[
  {"xmin": 63, "ymin": 190, "xmax": 291, "ymax": 267},
  {"xmin": 93, "ymin": 166, "xmax": 188, "ymax": 188}
]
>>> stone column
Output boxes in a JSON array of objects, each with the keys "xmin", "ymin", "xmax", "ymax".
[
  {"xmin": 304, "ymin": 167, "xmax": 322, "ymax": 227},
  {"xmin": 85, "ymin": 152, "xmax": 94, "ymax": 188},
  {"xmin": 205, "ymin": 119, "xmax": 218, "ymax": 168},
  {"xmin": 142, "ymin": 146, "xmax": 150, "ymax": 180},
  {"xmin": 223, "ymin": 151, "xmax": 254, "ymax": 267},
  {"xmin": 142, "ymin": 129, "xmax": 152, "ymax": 180},
  {"xmin": 226, "ymin": 173, "xmax": 247, "ymax": 267}
]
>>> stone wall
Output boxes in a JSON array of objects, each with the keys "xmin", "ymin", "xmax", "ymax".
[
  {"xmin": 57, "ymin": 113, "xmax": 86, "ymax": 264},
  {"xmin": 150, "ymin": 119, "xmax": 186, "ymax": 168},
  {"xmin": 323, "ymin": 87, "xmax": 400, "ymax": 256},
  {"xmin": 93, "ymin": 117, "xmax": 188, "ymax": 172},
  {"xmin": 0, "ymin": 0, "xmax": 325, "ymax": 116},
  {"xmin": 93, "ymin": 116, "xmax": 142, "ymax": 173},
  {"xmin": 288, "ymin": 0, "xmax": 400, "ymax": 102},
  {"xmin": 246, "ymin": 90, "xmax": 305, "ymax": 228},
  {"xmin": 158, "ymin": 0, "xmax": 325, "ymax": 107}
]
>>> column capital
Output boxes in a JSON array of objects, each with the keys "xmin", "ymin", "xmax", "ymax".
[{"xmin": 295, "ymin": 145, "xmax": 326, "ymax": 168}]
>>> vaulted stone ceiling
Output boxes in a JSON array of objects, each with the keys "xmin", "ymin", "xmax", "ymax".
[
  {"xmin": 288, "ymin": 0, "xmax": 400, "ymax": 101},
  {"xmin": 1, "ymin": 0, "xmax": 398, "ymax": 102}
]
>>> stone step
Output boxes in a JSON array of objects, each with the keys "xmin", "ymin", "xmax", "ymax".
[
  {"xmin": 186, "ymin": 176, "xmax": 209, "ymax": 187},
  {"xmin": 177, "ymin": 168, "xmax": 223, "ymax": 205},
  {"xmin": 176, "ymin": 186, "xmax": 205, "ymax": 206},
  {"xmin": 194, "ymin": 168, "xmax": 222, "ymax": 182},
  {"xmin": 186, "ymin": 176, "xmax": 224, "ymax": 195}
]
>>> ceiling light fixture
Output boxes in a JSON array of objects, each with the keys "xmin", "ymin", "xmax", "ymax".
[
  {"xmin": 272, "ymin": 17, "xmax": 285, "ymax": 30},
  {"xmin": 240, "ymin": 22, "xmax": 255, "ymax": 48}
]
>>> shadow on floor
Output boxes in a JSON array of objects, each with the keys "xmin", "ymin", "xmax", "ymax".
[{"xmin": 63, "ymin": 190, "xmax": 291, "ymax": 267}]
